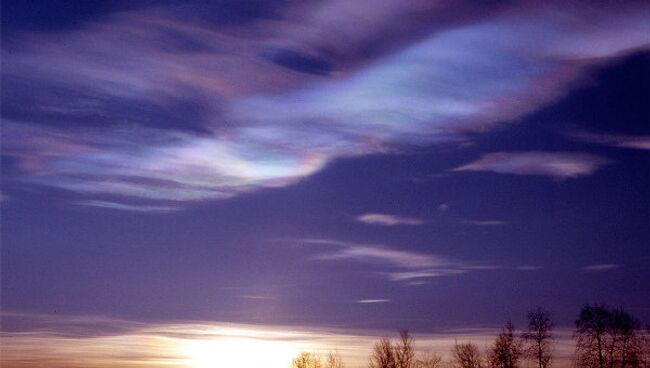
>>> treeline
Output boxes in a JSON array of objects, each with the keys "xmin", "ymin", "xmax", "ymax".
[{"xmin": 289, "ymin": 305, "xmax": 650, "ymax": 368}]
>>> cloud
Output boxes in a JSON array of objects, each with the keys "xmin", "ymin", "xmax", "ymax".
[
  {"xmin": 241, "ymin": 295, "xmax": 275, "ymax": 300},
  {"xmin": 387, "ymin": 269, "xmax": 467, "ymax": 281},
  {"xmin": 453, "ymin": 152, "xmax": 611, "ymax": 179},
  {"xmin": 310, "ymin": 241, "xmax": 446, "ymax": 269},
  {"xmin": 0, "ymin": 312, "xmax": 580, "ymax": 368},
  {"xmin": 2, "ymin": 2, "xmax": 647, "ymax": 206},
  {"xmin": 76, "ymin": 200, "xmax": 178, "ymax": 213},
  {"xmin": 582, "ymin": 264, "xmax": 619, "ymax": 272},
  {"xmin": 515, "ymin": 265, "xmax": 542, "ymax": 271},
  {"xmin": 459, "ymin": 219, "xmax": 506, "ymax": 226},
  {"xmin": 570, "ymin": 131, "xmax": 650, "ymax": 151},
  {"xmin": 356, "ymin": 213, "xmax": 424, "ymax": 226},
  {"xmin": 354, "ymin": 299, "xmax": 391, "ymax": 304},
  {"xmin": 301, "ymin": 239, "xmax": 496, "ymax": 283}
]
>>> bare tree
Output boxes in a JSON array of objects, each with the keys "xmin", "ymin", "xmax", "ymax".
[
  {"xmin": 640, "ymin": 325, "xmax": 650, "ymax": 368},
  {"xmin": 369, "ymin": 337, "xmax": 397, "ymax": 368},
  {"xmin": 415, "ymin": 351, "xmax": 444, "ymax": 368},
  {"xmin": 574, "ymin": 304, "xmax": 645, "ymax": 368},
  {"xmin": 395, "ymin": 330, "xmax": 415, "ymax": 368},
  {"xmin": 326, "ymin": 350, "xmax": 345, "ymax": 368},
  {"xmin": 575, "ymin": 305, "xmax": 611, "ymax": 368},
  {"xmin": 452, "ymin": 341, "xmax": 484, "ymax": 368},
  {"xmin": 522, "ymin": 308, "xmax": 553, "ymax": 368},
  {"xmin": 292, "ymin": 352, "xmax": 322, "ymax": 368},
  {"xmin": 488, "ymin": 321, "xmax": 522, "ymax": 368},
  {"xmin": 609, "ymin": 308, "xmax": 643, "ymax": 368}
]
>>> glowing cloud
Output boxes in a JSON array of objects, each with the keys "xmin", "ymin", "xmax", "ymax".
[
  {"xmin": 0, "ymin": 312, "xmax": 579, "ymax": 368},
  {"xmin": 2, "ymin": 2, "xmax": 648, "ymax": 207}
]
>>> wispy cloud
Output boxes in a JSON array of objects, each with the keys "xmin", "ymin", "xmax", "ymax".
[
  {"xmin": 515, "ymin": 265, "xmax": 542, "ymax": 271},
  {"xmin": 76, "ymin": 200, "xmax": 178, "ymax": 213},
  {"xmin": 2, "ymin": 2, "xmax": 647, "ymax": 206},
  {"xmin": 570, "ymin": 131, "xmax": 650, "ymax": 151},
  {"xmin": 0, "ymin": 312, "xmax": 579, "ymax": 368},
  {"xmin": 453, "ymin": 152, "xmax": 611, "ymax": 179},
  {"xmin": 458, "ymin": 219, "xmax": 506, "ymax": 226},
  {"xmin": 356, "ymin": 213, "xmax": 424, "ymax": 226},
  {"xmin": 354, "ymin": 299, "xmax": 391, "ymax": 304},
  {"xmin": 582, "ymin": 264, "xmax": 619, "ymax": 272},
  {"xmin": 301, "ymin": 239, "xmax": 496, "ymax": 283},
  {"xmin": 241, "ymin": 295, "xmax": 276, "ymax": 301}
]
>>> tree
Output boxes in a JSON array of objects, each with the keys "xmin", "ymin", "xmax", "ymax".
[
  {"xmin": 522, "ymin": 308, "xmax": 553, "ymax": 368},
  {"xmin": 326, "ymin": 350, "xmax": 345, "ymax": 368},
  {"xmin": 292, "ymin": 352, "xmax": 322, "ymax": 368},
  {"xmin": 575, "ymin": 305, "xmax": 611, "ymax": 368},
  {"xmin": 609, "ymin": 308, "xmax": 643, "ymax": 368},
  {"xmin": 395, "ymin": 330, "xmax": 415, "ymax": 368},
  {"xmin": 369, "ymin": 337, "xmax": 397, "ymax": 368},
  {"xmin": 452, "ymin": 341, "xmax": 484, "ymax": 368},
  {"xmin": 488, "ymin": 321, "xmax": 522, "ymax": 368},
  {"xmin": 415, "ymin": 351, "xmax": 444, "ymax": 368},
  {"xmin": 574, "ymin": 304, "xmax": 644, "ymax": 368}
]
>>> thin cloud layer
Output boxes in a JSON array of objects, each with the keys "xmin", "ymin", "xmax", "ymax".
[
  {"xmin": 356, "ymin": 213, "xmax": 424, "ymax": 226},
  {"xmin": 0, "ymin": 312, "xmax": 578, "ymax": 368},
  {"xmin": 571, "ymin": 132, "xmax": 650, "ymax": 151},
  {"xmin": 302, "ymin": 239, "xmax": 496, "ymax": 283},
  {"xmin": 453, "ymin": 152, "xmax": 611, "ymax": 179},
  {"xmin": 582, "ymin": 264, "xmax": 619, "ymax": 272},
  {"xmin": 459, "ymin": 219, "xmax": 506, "ymax": 226},
  {"xmin": 2, "ymin": 2, "xmax": 648, "ymax": 207},
  {"xmin": 354, "ymin": 299, "xmax": 391, "ymax": 304}
]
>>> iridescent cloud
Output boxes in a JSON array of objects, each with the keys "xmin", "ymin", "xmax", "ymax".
[{"xmin": 2, "ymin": 2, "xmax": 648, "ymax": 207}]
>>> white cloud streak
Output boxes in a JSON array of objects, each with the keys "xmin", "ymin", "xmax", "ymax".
[
  {"xmin": 453, "ymin": 152, "xmax": 611, "ymax": 179},
  {"xmin": 301, "ymin": 239, "xmax": 497, "ymax": 283},
  {"xmin": 354, "ymin": 299, "xmax": 391, "ymax": 304},
  {"xmin": 76, "ymin": 200, "xmax": 179, "ymax": 213},
  {"xmin": 571, "ymin": 132, "xmax": 650, "ymax": 151},
  {"xmin": 582, "ymin": 264, "xmax": 619, "ymax": 272},
  {"xmin": 356, "ymin": 213, "xmax": 424, "ymax": 226}
]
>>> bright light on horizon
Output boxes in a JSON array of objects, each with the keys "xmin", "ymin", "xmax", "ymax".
[{"xmin": 182, "ymin": 336, "xmax": 302, "ymax": 368}]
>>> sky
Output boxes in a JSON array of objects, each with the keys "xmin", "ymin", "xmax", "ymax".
[{"xmin": 1, "ymin": 1, "xmax": 649, "ymax": 367}]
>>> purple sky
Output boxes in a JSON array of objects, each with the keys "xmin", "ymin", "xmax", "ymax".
[{"xmin": 1, "ymin": 1, "xmax": 649, "ymax": 366}]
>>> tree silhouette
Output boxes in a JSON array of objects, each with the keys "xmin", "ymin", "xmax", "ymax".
[
  {"xmin": 369, "ymin": 337, "xmax": 398, "ymax": 368},
  {"xmin": 522, "ymin": 308, "xmax": 553, "ymax": 368},
  {"xmin": 326, "ymin": 350, "xmax": 345, "ymax": 368},
  {"xmin": 414, "ymin": 351, "xmax": 444, "ymax": 368},
  {"xmin": 395, "ymin": 330, "xmax": 415, "ymax": 368},
  {"xmin": 488, "ymin": 321, "xmax": 522, "ymax": 368},
  {"xmin": 574, "ymin": 304, "xmax": 644, "ymax": 368},
  {"xmin": 292, "ymin": 352, "xmax": 322, "ymax": 368},
  {"xmin": 452, "ymin": 341, "xmax": 484, "ymax": 368}
]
